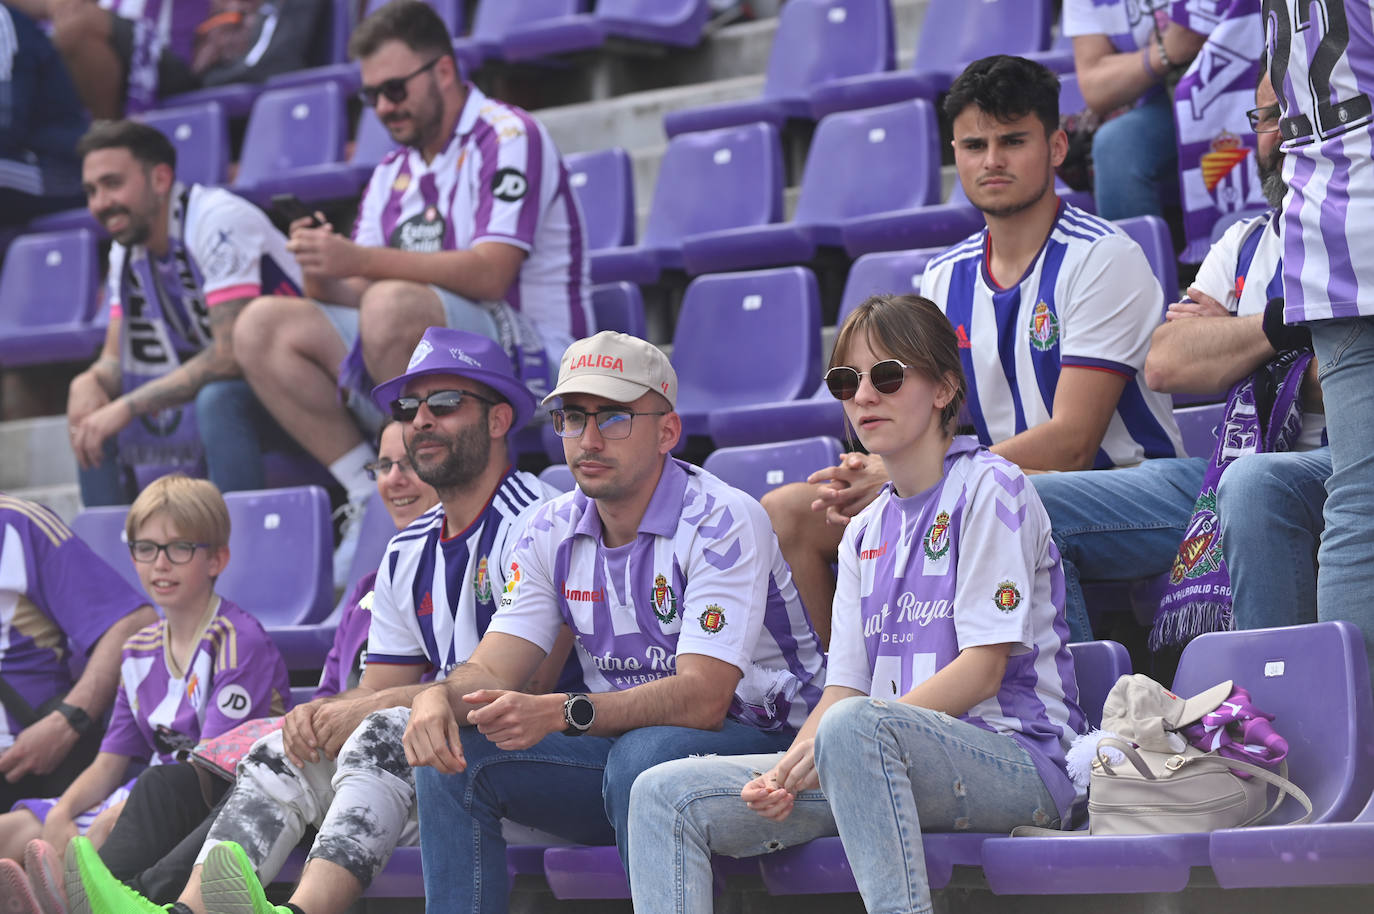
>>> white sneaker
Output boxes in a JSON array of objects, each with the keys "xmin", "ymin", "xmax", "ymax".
[{"xmin": 332, "ymin": 494, "xmax": 369, "ymax": 591}]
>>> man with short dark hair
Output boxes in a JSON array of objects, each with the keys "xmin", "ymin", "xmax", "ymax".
[{"xmin": 66, "ymin": 119, "xmax": 305, "ymax": 508}]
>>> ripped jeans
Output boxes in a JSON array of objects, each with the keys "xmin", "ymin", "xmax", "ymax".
[{"xmin": 628, "ymin": 698, "xmax": 1060, "ymax": 914}]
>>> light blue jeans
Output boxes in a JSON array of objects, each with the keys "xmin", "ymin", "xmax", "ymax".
[
  {"xmin": 1310, "ymin": 318, "xmax": 1374, "ymax": 677},
  {"xmin": 1218, "ymin": 447, "xmax": 1329, "ymax": 631},
  {"xmin": 1091, "ymin": 91, "xmax": 1179, "ymax": 220},
  {"xmin": 413, "ymin": 720, "xmax": 792, "ymax": 914},
  {"xmin": 1031, "ymin": 458, "xmax": 1207, "ymax": 641},
  {"xmin": 627, "ymin": 698, "xmax": 1059, "ymax": 914}
]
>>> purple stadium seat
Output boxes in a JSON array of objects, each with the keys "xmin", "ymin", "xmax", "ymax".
[
  {"xmin": 452, "ymin": 0, "xmax": 585, "ymax": 71},
  {"xmin": 160, "ymin": 83, "xmax": 262, "ymax": 119},
  {"xmin": 24, "ymin": 207, "xmax": 102, "ymax": 236},
  {"xmin": 1173, "ymin": 402, "xmax": 1223, "ymax": 460},
  {"xmin": 681, "ymin": 101, "xmax": 941, "ymax": 276},
  {"xmin": 566, "ymin": 148, "xmax": 635, "ymax": 250},
  {"xmin": 218, "ymin": 486, "xmax": 334, "ymax": 627},
  {"xmin": 591, "ymin": 123, "xmax": 783, "ymax": 285},
  {"xmin": 590, "ymin": 282, "xmax": 647, "ymax": 337},
  {"xmin": 231, "ymin": 82, "xmax": 348, "ymax": 206},
  {"xmin": 137, "ymin": 102, "xmax": 229, "ymax": 187},
  {"xmin": 702, "ymin": 436, "xmax": 845, "ymax": 502},
  {"xmin": 69, "ymin": 508, "xmax": 146, "ymax": 595},
  {"xmin": 662, "ymin": 0, "xmax": 894, "ymax": 137},
  {"xmin": 1116, "ymin": 215, "xmax": 1179, "ymax": 298},
  {"xmin": 538, "ymin": 463, "xmax": 576, "ymax": 493},
  {"xmin": 707, "ymin": 247, "xmax": 943, "ymax": 448},
  {"xmin": 0, "ymin": 229, "xmax": 105, "ymax": 368},
  {"xmin": 1023, "ymin": 11, "xmax": 1076, "ymax": 74},
  {"xmin": 501, "ymin": 0, "xmax": 710, "ymax": 62},
  {"xmin": 277, "ymin": 844, "xmax": 538, "ymax": 898},
  {"xmin": 980, "ymin": 621, "xmax": 1374, "ymax": 895},
  {"xmin": 344, "ymin": 108, "xmax": 401, "ymax": 188},
  {"xmin": 758, "ymin": 640, "xmax": 1132, "ymax": 896},
  {"xmin": 672, "ymin": 267, "xmax": 821, "ymax": 437},
  {"xmin": 809, "ymin": 0, "xmax": 1054, "ymax": 119},
  {"xmin": 543, "ymin": 844, "xmax": 754, "ymax": 900}
]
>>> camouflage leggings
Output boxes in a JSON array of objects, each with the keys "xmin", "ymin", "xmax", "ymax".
[{"xmin": 198, "ymin": 706, "xmax": 420, "ymax": 888}]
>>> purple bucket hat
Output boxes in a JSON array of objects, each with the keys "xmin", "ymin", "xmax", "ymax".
[{"xmin": 370, "ymin": 328, "xmax": 538, "ymax": 431}]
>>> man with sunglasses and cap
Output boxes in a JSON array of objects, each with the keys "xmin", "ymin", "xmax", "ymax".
[
  {"xmin": 230, "ymin": 0, "xmax": 590, "ymax": 584},
  {"xmin": 402, "ymin": 330, "xmax": 826, "ymax": 914}
]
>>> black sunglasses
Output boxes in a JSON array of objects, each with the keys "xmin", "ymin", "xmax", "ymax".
[
  {"xmin": 358, "ymin": 56, "xmax": 444, "ymax": 107},
  {"xmin": 824, "ymin": 359, "xmax": 910, "ymax": 401},
  {"xmin": 390, "ymin": 389, "xmax": 495, "ymax": 422}
]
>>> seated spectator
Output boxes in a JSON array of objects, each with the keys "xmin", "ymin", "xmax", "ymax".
[
  {"xmin": 232, "ymin": 0, "xmax": 591, "ymax": 572},
  {"xmin": 66, "ymin": 120, "xmax": 307, "ymax": 508},
  {"xmin": 764, "ymin": 55, "xmax": 1180, "ymax": 644},
  {"xmin": 67, "ymin": 329, "xmax": 576, "ymax": 914},
  {"xmin": 27, "ymin": 418, "xmax": 439, "ymax": 913},
  {"xmin": 0, "ymin": 495, "xmax": 154, "ymax": 814},
  {"xmin": 0, "ymin": 2, "xmax": 89, "ymax": 224},
  {"xmin": 1064, "ymin": 0, "xmax": 1204, "ymax": 221},
  {"xmin": 0, "ymin": 475, "xmax": 289, "ymax": 871},
  {"xmin": 629, "ymin": 294, "xmax": 1085, "ymax": 914},
  {"xmin": 1034, "ymin": 72, "xmax": 1326, "ymax": 645},
  {"xmin": 189, "ymin": 0, "xmax": 326, "ymax": 88}
]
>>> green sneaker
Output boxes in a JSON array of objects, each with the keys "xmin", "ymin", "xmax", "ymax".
[
  {"xmin": 200, "ymin": 842, "xmax": 289, "ymax": 914},
  {"xmin": 63, "ymin": 837, "xmax": 168, "ymax": 914}
]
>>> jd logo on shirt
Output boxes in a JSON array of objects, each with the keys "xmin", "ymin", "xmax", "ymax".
[
  {"xmin": 491, "ymin": 168, "xmax": 528, "ymax": 202},
  {"xmin": 390, "ymin": 206, "xmax": 446, "ymax": 252},
  {"xmin": 216, "ymin": 683, "xmax": 253, "ymax": 719}
]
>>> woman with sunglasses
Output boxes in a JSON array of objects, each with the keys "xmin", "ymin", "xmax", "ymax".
[{"xmin": 627, "ymin": 294, "xmax": 1086, "ymax": 914}]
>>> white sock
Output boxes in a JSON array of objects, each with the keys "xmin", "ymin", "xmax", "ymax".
[{"xmin": 329, "ymin": 442, "xmax": 376, "ymax": 504}]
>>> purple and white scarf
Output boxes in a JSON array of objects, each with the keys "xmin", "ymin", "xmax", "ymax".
[
  {"xmin": 1150, "ymin": 347, "xmax": 1311, "ymax": 650},
  {"xmin": 1179, "ymin": 684, "xmax": 1288, "ymax": 776}
]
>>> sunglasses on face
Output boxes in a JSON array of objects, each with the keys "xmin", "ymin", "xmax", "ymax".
[
  {"xmin": 389, "ymin": 389, "xmax": 495, "ymax": 422},
  {"xmin": 551, "ymin": 407, "xmax": 668, "ymax": 440},
  {"xmin": 364, "ymin": 457, "xmax": 415, "ymax": 480},
  {"xmin": 357, "ymin": 55, "xmax": 444, "ymax": 107},
  {"xmin": 1247, "ymin": 104, "xmax": 1281, "ymax": 134},
  {"xmin": 824, "ymin": 359, "xmax": 910, "ymax": 401},
  {"xmin": 129, "ymin": 540, "xmax": 209, "ymax": 564}
]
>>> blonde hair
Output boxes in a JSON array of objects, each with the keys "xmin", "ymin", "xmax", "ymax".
[{"xmin": 125, "ymin": 475, "xmax": 231, "ymax": 547}]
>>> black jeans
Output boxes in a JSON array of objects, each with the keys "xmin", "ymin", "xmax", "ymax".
[{"xmin": 0, "ymin": 724, "xmax": 102, "ymax": 814}]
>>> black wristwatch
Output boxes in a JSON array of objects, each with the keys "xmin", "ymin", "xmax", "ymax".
[
  {"xmin": 562, "ymin": 693, "xmax": 595, "ymax": 736},
  {"xmin": 55, "ymin": 702, "xmax": 94, "ymax": 736}
]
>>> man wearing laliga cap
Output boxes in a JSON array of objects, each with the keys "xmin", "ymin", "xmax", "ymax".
[
  {"xmin": 106, "ymin": 327, "xmax": 580, "ymax": 914},
  {"xmin": 403, "ymin": 330, "xmax": 827, "ymax": 912}
]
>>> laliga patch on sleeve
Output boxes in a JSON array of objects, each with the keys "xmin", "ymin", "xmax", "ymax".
[
  {"xmin": 490, "ymin": 167, "xmax": 529, "ymax": 202},
  {"xmin": 215, "ymin": 683, "xmax": 254, "ymax": 720}
]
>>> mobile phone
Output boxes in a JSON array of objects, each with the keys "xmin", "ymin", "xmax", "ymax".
[{"xmin": 271, "ymin": 193, "xmax": 322, "ymax": 227}]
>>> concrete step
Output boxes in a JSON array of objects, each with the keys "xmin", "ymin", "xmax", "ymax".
[
  {"xmin": 0, "ymin": 416, "xmax": 78, "ymax": 490},
  {"xmin": 8, "ymin": 483, "xmax": 83, "ymax": 524}
]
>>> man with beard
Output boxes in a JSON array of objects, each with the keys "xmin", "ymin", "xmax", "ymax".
[
  {"xmin": 73, "ymin": 329, "xmax": 578, "ymax": 914},
  {"xmin": 66, "ymin": 120, "xmax": 305, "ymax": 507},
  {"xmin": 231, "ymin": 0, "xmax": 590, "ymax": 581},
  {"xmin": 764, "ymin": 54, "xmax": 1181, "ymax": 645}
]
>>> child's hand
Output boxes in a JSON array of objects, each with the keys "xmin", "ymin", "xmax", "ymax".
[{"xmin": 41, "ymin": 809, "xmax": 79, "ymax": 857}]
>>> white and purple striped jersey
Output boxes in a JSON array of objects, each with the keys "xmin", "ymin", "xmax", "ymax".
[
  {"xmin": 1264, "ymin": 0, "xmax": 1374, "ymax": 321},
  {"xmin": 489, "ymin": 458, "xmax": 826, "ymax": 734},
  {"xmin": 827, "ymin": 436, "xmax": 1087, "ymax": 821},
  {"xmin": 921, "ymin": 201, "xmax": 1183, "ymax": 467},
  {"xmin": 355, "ymin": 83, "xmax": 592, "ymax": 348},
  {"xmin": 100, "ymin": 597, "xmax": 290, "ymax": 765},
  {"xmin": 1064, "ymin": 0, "xmax": 1171, "ymax": 52},
  {"xmin": 366, "ymin": 470, "xmax": 558, "ymax": 678}
]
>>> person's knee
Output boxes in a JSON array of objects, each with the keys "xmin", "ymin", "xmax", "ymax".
[
  {"xmin": 359, "ymin": 281, "xmax": 442, "ymax": 341},
  {"xmin": 336, "ymin": 708, "xmax": 412, "ymax": 781},
  {"xmin": 762, "ymin": 483, "xmax": 820, "ymax": 548},
  {"xmin": 232, "ymin": 296, "xmax": 297, "ymax": 367},
  {"xmin": 194, "ymin": 379, "xmax": 253, "ymax": 422},
  {"xmin": 1216, "ymin": 456, "xmax": 1281, "ymax": 526},
  {"xmin": 51, "ymin": 4, "xmax": 108, "ymax": 53}
]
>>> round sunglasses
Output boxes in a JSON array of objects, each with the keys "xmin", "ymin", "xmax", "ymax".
[
  {"xmin": 389, "ymin": 389, "xmax": 496, "ymax": 422},
  {"xmin": 824, "ymin": 359, "xmax": 910, "ymax": 400}
]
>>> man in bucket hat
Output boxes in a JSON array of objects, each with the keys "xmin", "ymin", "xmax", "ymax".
[
  {"xmin": 402, "ymin": 330, "xmax": 827, "ymax": 913},
  {"xmin": 68, "ymin": 327, "xmax": 580, "ymax": 914}
]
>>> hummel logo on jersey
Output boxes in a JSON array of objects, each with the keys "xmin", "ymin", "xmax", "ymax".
[
  {"xmin": 418, "ymin": 592, "xmax": 434, "ymax": 617},
  {"xmin": 955, "ymin": 324, "xmax": 972, "ymax": 350},
  {"xmin": 859, "ymin": 543, "xmax": 888, "ymax": 560},
  {"xmin": 562, "ymin": 583, "xmax": 604, "ymax": 602}
]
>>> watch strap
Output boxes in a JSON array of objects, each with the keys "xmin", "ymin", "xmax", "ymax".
[{"xmin": 56, "ymin": 702, "xmax": 94, "ymax": 736}]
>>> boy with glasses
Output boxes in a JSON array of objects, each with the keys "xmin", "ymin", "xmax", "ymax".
[{"xmin": 401, "ymin": 330, "xmax": 826, "ymax": 914}]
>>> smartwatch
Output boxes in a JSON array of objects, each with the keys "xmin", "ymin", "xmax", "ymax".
[
  {"xmin": 56, "ymin": 702, "xmax": 94, "ymax": 736},
  {"xmin": 563, "ymin": 693, "xmax": 595, "ymax": 736}
]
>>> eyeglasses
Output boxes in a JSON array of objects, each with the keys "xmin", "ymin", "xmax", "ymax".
[
  {"xmin": 357, "ymin": 56, "xmax": 444, "ymax": 107},
  {"xmin": 551, "ymin": 407, "xmax": 668, "ymax": 440},
  {"xmin": 364, "ymin": 457, "xmax": 415, "ymax": 480},
  {"xmin": 824, "ymin": 359, "xmax": 910, "ymax": 401},
  {"xmin": 1247, "ymin": 104, "xmax": 1281, "ymax": 134},
  {"xmin": 129, "ymin": 540, "xmax": 209, "ymax": 564},
  {"xmin": 390, "ymin": 389, "xmax": 495, "ymax": 422}
]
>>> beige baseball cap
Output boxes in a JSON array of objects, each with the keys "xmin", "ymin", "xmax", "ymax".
[
  {"xmin": 542, "ymin": 331, "xmax": 678, "ymax": 408},
  {"xmin": 1100, "ymin": 674, "xmax": 1234, "ymax": 753}
]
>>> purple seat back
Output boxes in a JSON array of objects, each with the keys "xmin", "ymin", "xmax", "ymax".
[
  {"xmin": 1060, "ymin": 72, "xmax": 1087, "ymax": 116},
  {"xmin": 839, "ymin": 247, "xmax": 944, "ymax": 325},
  {"xmin": 538, "ymin": 463, "xmax": 576, "ymax": 493},
  {"xmin": 69, "ymin": 508, "xmax": 147, "ymax": 597},
  {"xmin": 794, "ymin": 101, "xmax": 940, "ymax": 226},
  {"xmin": 0, "ymin": 229, "xmax": 101, "ymax": 331},
  {"xmin": 234, "ymin": 82, "xmax": 346, "ymax": 188},
  {"xmin": 137, "ymin": 102, "xmax": 229, "ymax": 186},
  {"xmin": 1173, "ymin": 621, "xmax": 1374, "ymax": 824},
  {"xmin": 566, "ymin": 148, "xmax": 635, "ymax": 250},
  {"xmin": 363, "ymin": 0, "xmax": 464, "ymax": 33},
  {"xmin": 914, "ymin": 0, "xmax": 1052, "ymax": 73},
  {"xmin": 702, "ymin": 436, "xmax": 844, "ymax": 501},
  {"xmin": 351, "ymin": 109, "xmax": 399, "ymax": 168},
  {"xmin": 471, "ymin": 0, "xmax": 584, "ymax": 42},
  {"xmin": 642, "ymin": 123, "xmax": 783, "ymax": 249},
  {"xmin": 1173, "ymin": 403, "xmax": 1222, "ymax": 459},
  {"xmin": 595, "ymin": 0, "xmax": 704, "ymax": 28},
  {"xmin": 672, "ymin": 267, "xmax": 821, "ymax": 419},
  {"xmin": 328, "ymin": 0, "xmax": 352, "ymax": 63},
  {"xmin": 218, "ymin": 487, "xmax": 334, "ymax": 627},
  {"xmin": 1068, "ymin": 639, "xmax": 1131, "ymax": 728},
  {"xmin": 761, "ymin": 0, "xmax": 894, "ymax": 100},
  {"xmin": 1114, "ymin": 215, "xmax": 1178, "ymax": 299},
  {"xmin": 590, "ymin": 282, "xmax": 647, "ymax": 337},
  {"xmin": 342, "ymin": 491, "xmax": 400, "ymax": 595}
]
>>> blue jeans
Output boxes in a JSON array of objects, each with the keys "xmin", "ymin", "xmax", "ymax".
[
  {"xmin": 1031, "ymin": 459, "xmax": 1207, "ymax": 641},
  {"xmin": 1310, "ymin": 318, "xmax": 1374, "ymax": 677},
  {"xmin": 1091, "ymin": 92, "xmax": 1179, "ymax": 220},
  {"xmin": 627, "ymin": 699, "xmax": 1058, "ymax": 914},
  {"xmin": 413, "ymin": 720, "xmax": 792, "ymax": 914},
  {"xmin": 1218, "ymin": 448, "xmax": 1329, "ymax": 631}
]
